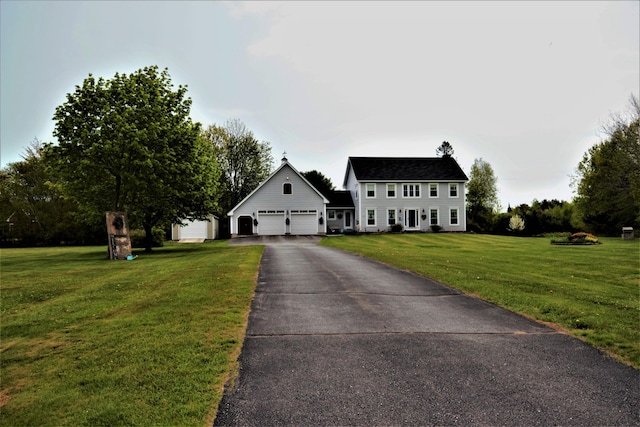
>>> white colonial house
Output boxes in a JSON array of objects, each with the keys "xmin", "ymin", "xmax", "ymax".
[
  {"xmin": 343, "ymin": 157, "xmax": 469, "ymax": 233},
  {"xmin": 228, "ymin": 156, "xmax": 329, "ymax": 237},
  {"xmin": 226, "ymin": 155, "xmax": 469, "ymax": 237}
]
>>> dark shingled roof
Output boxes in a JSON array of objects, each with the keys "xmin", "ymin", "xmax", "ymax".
[
  {"xmin": 346, "ymin": 157, "xmax": 468, "ymax": 183},
  {"xmin": 327, "ymin": 190, "xmax": 355, "ymax": 208}
]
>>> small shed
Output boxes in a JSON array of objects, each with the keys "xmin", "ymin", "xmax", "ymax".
[
  {"xmin": 621, "ymin": 227, "xmax": 634, "ymax": 240},
  {"xmin": 172, "ymin": 215, "xmax": 219, "ymax": 241}
]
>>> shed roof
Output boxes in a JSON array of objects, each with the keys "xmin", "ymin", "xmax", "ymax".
[{"xmin": 327, "ymin": 190, "xmax": 355, "ymax": 208}]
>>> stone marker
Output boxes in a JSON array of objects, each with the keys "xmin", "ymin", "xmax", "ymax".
[{"xmin": 106, "ymin": 212, "xmax": 132, "ymax": 260}]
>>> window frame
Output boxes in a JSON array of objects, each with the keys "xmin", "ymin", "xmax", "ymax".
[
  {"xmin": 402, "ymin": 183, "xmax": 421, "ymax": 199},
  {"xmin": 283, "ymin": 182, "xmax": 292, "ymax": 195},
  {"xmin": 366, "ymin": 183, "xmax": 376, "ymax": 199},
  {"xmin": 386, "ymin": 183, "xmax": 397, "ymax": 198},
  {"xmin": 430, "ymin": 208, "xmax": 439, "ymax": 226},
  {"xmin": 387, "ymin": 208, "xmax": 396, "ymax": 226},
  {"xmin": 449, "ymin": 183, "xmax": 459, "ymax": 198},
  {"xmin": 429, "ymin": 183, "xmax": 439, "ymax": 198},
  {"xmin": 449, "ymin": 208, "xmax": 459, "ymax": 226},
  {"xmin": 366, "ymin": 208, "xmax": 376, "ymax": 226}
]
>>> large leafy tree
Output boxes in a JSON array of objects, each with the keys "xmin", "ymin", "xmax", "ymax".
[
  {"xmin": 47, "ymin": 66, "xmax": 221, "ymax": 251},
  {"xmin": 573, "ymin": 95, "xmax": 640, "ymax": 235},
  {"xmin": 466, "ymin": 158, "xmax": 500, "ymax": 232},
  {"xmin": 202, "ymin": 119, "xmax": 273, "ymax": 219},
  {"xmin": 301, "ymin": 170, "xmax": 335, "ymax": 197}
]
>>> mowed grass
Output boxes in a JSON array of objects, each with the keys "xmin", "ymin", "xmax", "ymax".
[
  {"xmin": 321, "ymin": 234, "xmax": 640, "ymax": 368},
  {"xmin": 0, "ymin": 241, "xmax": 263, "ymax": 426}
]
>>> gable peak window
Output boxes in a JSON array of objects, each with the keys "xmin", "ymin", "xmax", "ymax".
[{"xmin": 283, "ymin": 183, "xmax": 292, "ymax": 194}]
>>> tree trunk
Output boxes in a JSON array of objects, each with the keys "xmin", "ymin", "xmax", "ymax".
[{"xmin": 143, "ymin": 221, "xmax": 153, "ymax": 253}]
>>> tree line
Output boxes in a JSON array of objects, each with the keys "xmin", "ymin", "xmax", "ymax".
[
  {"xmin": 463, "ymin": 94, "xmax": 639, "ymax": 236},
  {"xmin": 1, "ymin": 66, "xmax": 637, "ymax": 248}
]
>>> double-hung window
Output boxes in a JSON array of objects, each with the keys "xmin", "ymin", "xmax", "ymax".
[
  {"xmin": 367, "ymin": 208, "xmax": 376, "ymax": 226},
  {"xmin": 429, "ymin": 183, "xmax": 438, "ymax": 198},
  {"xmin": 403, "ymin": 184, "xmax": 420, "ymax": 198},
  {"xmin": 449, "ymin": 183, "xmax": 458, "ymax": 198},
  {"xmin": 366, "ymin": 183, "xmax": 376, "ymax": 198},
  {"xmin": 450, "ymin": 208, "xmax": 459, "ymax": 226},
  {"xmin": 387, "ymin": 184, "xmax": 396, "ymax": 198},
  {"xmin": 430, "ymin": 209, "xmax": 439, "ymax": 225},
  {"xmin": 387, "ymin": 208, "xmax": 396, "ymax": 226}
]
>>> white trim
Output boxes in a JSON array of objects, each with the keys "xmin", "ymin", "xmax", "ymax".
[
  {"xmin": 283, "ymin": 182, "xmax": 293, "ymax": 195},
  {"xmin": 387, "ymin": 207, "xmax": 397, "ymax": 226},
  {"xmin": 402, "ymin": 183, "xmax": 421, "ymax": 198},
  {"xmin": 449, "ymin": 207, "xmax": 459, "ymax": 226},
  {"xmin": 228, "ymin": 161, "xmax": 329, "ymax": 216},
  {"xmin": 428, "ymin": 183, "xmax": 439, "ymax": 198},
  {"xmin": 366, "ymin": 183, "xmax": 376, "ymax": 198},
  {"xmin": 448, "ymin": 183, "xmax": 459, "ymax": 198},
  {"xmin": 366, "ymin": 207, "xmax": 377, "ymax": 226},
  {"xmin": 404, "ymin": 207, "xmax": 420, "ymax": 229},
  {"xmin": 386, "ymin": 183, "xmax": 397, "ymax": 198},
  {"xmin": 429, "ymin": 208, "xmax": 439, "ymax": 226}
]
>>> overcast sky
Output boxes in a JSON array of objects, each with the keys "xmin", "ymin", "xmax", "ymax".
[{"xmin": 2, "ymin": 1, "xmax": 638, "ymax": 208}]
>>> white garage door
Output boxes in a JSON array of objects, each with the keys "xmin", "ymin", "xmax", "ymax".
[
  {"xmin": 258, "ymin": 213, "xmax": 285, "ymax": 235},
  {"xmin": 291, "ymin": 211, "xmax": 318, "ymax": 235},
  {"xmin": 180, "ymin": 220, "xmax": 208, "ymax": 239}
]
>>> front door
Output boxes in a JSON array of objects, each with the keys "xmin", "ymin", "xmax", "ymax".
[
  {"xmin": 406, "ymin": 209, "xmax": 419, "ymax": 229},
  {"xmin": 344, "ymin": 212, "xmax": 352, "ymax": 228},
  {"xmin": 238, "ymin": 216, "xmax": 253, "ymax": 235}
]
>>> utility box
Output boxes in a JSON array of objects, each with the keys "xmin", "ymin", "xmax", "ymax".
[{"xmin": 621, "ymin": 227, "xmax": 634, "ymax": 240}]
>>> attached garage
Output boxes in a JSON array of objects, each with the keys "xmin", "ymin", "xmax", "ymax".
[
  {"xmin": 257, "ymin": 211, "xmax": 285, "ymax": 235},
  {"xmin": 227, "ymin": 158, "xmax": 329, "ymax": 237},
  {"xmin": 291, "ymin": 210, "xmax": 318, "ymax": 235}
]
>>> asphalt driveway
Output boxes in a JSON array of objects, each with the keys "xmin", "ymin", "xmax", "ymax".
[{"xmin": 215, "ymin": 237, "xmax": 639, "ymax": 426}]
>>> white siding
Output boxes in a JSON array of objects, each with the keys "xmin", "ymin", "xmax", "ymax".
[
  {"xmin": 229, "ymin": 162, "xmax": 327, "ymax": 236},
  {"xmin": 347, "ymin": 180, "xmax": 467, "ymax": 233}
]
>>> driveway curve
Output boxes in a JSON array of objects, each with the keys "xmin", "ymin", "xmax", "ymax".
[{"xmin": 215, "ymin": 237, "xmax": 639, "ymax": 426}]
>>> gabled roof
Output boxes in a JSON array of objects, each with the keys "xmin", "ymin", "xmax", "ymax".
[
  {"xmin": 228, "ymin": 159, "xmax": 330, "ymax": 216},
  {"xmin": 327, "ymin": 190, "xmax": 355, "ymax": 208},
  {"xmin": 344, "ymin": 157, "xmax": 468, "ymax": 186}
]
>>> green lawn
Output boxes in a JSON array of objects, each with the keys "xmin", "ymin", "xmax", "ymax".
[
  {"xmin": 320, "ymin": 234, "xmax": 640, "ymax": 368},
  {"xmin": 0, "ymin": 242, "xmax": 263, "ymax": 426}
]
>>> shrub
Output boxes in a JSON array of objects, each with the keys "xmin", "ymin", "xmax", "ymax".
[
  {"xmin": 508, "ymin": 214, "xmax": 525, "ymax": 233},
  {"xmin": 390, "ymin": 223, "xmax": 404, "ymax": 233},
  {"xmin": 130, "ymin": 228, "xmax": 165, "ymax": 248},
  {"xmin": 430, "ymin": 225, "xmax": 442, "ymax": 233}
]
